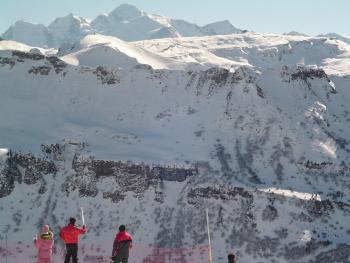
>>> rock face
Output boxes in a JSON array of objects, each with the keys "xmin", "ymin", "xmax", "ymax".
[
  {"xmin": 0, "ymin": 150, "xmax": 57, "ymax": 197},
  {"xmin": 1, "ymin": 145, "xmax": 350, "ymax": 263},
  {"xmin": 69, "ymin": 153, "xmax": 197, "ymax": 201}
]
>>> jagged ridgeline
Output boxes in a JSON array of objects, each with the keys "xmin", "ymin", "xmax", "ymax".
[
  {"xmin": 1, "ymin": 4, "xmax": 242, "ymax": 48},
  {"xmin": 1, "ymin": 30, "xmax": 350, "ymax": 262}
]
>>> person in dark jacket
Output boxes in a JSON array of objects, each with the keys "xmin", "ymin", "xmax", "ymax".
[
  {"xmin": 59, "ymin": 217, "xmax": 86, "ymax": 263},
  {"xmin": 111, "ymin": 225, "xmax": 132, "ymax": 263},
  {"xmin": 228, "ymin": 253, "xmax": 236, "ymax": 263}
]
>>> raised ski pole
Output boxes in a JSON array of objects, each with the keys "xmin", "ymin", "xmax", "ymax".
[
  {"xmin": 205, "ymin": 207, "xmax": 213, "ymax": 263},
  {"xmin": 81, "ymin": 207, "xmax": 85, "ymax": 226}
]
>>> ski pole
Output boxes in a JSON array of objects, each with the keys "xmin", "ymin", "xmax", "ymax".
[{"xmin": 81, "ymin": 207, "xmax": 85, "ymax": 226}]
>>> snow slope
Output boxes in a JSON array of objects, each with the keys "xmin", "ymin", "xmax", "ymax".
[
  {"xmin": 59, "ymin": 34, "xmax": 186, "ymax": 70},
  {"xmin": 1, "ymin": 32, "xmax": 350, "ymax": 262}
]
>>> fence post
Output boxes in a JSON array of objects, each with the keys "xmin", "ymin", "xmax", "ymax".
[
  {"xmin": 5, "ymin": 233, "xmax": 8, "ymax": 263},
  {"xmin": 205, "ymin": 208, "xmax": 213, "ymax": 263}
]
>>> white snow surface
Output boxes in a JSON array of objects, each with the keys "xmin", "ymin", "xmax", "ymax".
[
  {"xmin": 259, "ymin": 187, "xmax": 321, "ymax": 201},
  {"xmin": 1, "ymin": 29, "xmax": 350, "ymax": 263},
  {"xmin": 59, "ymin": 34, "xmax": 185, "ymax": 70},
  {"xmin": 1, "ymin": 32, "xmax": 350, "ymax": 163}
]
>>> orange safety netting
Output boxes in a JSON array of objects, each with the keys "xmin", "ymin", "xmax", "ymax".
[{"xmin": 0, "ymin": 242, "xmax": 211, "ymax": 263}]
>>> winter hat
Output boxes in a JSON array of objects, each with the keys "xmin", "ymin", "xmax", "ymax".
[
  {"xmin": 41, "ymin": 225, "xmax": 49, "ymax": 233},
  {"xmin": 119, "ymin": 225, "xmax": 126, "ymax": 231},
  {"xmin": 69, "ymin": 217, "xmax": 76, "ymax": 225}
]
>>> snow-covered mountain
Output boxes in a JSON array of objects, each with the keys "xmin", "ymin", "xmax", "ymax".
[
  {"xmin": 48, "ymin": 13, "xmax": 92, "ymax": 47},
  {"xmin": 317, "ymin": 33, "xmax": 350, "ymax": 45},
  {"xmin": 1, "ymin": 20, "xmax": 53, "ymax": 47},
  {"xmin": 1, "ymin": 4, "xmax": 242, "ymax": 48},
  {"xmin": 1, "ymin": 31, "xmax": 350, "ymax": 262},
  {"xmin": 284, "ymin": 31, "xmax": 310, "ymax": 37},
  {"xmin": 200, "ymin": 20, "xmax": 241, "ymax": 36}
]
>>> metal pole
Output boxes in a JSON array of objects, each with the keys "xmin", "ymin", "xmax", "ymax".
[
  {"xmin": 205, "ymin": 208, "xmax": 213, "ymax": 263},
  {"xmin": 5, "ymin": 233, "xmax": 8, "ymax": 263}
]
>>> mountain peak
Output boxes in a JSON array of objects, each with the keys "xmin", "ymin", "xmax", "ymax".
[
  {"xmin": 110, "ymin": 3, "xmax": 143, "ymax": 21},
  {"xmin": 50, "ymin": 13, "xmax": 88, "ymax": 25},
  {"xmin": 283, "ymin": 31, "xmax": 309, "ymax": 37},
  {"xmin": 14, "ymin": 20, "xmax": 32, "ymax": 26},
  {"xmin": 1, "ymin": 20, "xmax": 52, "ymax": 47},
  {"xmin": 201, "ymin": 20, "xmax": 240, "ymax": 35}
]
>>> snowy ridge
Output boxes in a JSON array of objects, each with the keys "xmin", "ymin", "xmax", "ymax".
[
  {"xmin": 317, "ymin": 32, "xmax": 350, "ymax": 45},
  {"xmin": 134, "ymin": 33, "xmax": 350, "ymax": 76},
  {"xmin": 59, "ymin": 34, "xmax": 186, "ymax": 70},
  {"xmin": 284, "ymin": 31, "xmax": 310, "ymax": 37}
]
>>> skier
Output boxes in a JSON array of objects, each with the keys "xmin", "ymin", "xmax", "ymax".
[
  {"xmin": 228, "ymin": 253, "xmax": 236, "ymax": 263},
  {"xmin": 111, "ymin": 225, "xmax": 132, "ymax": 263},
  {"xmin": 59, "ymin": 217, "xmax": 86, "ymax": 263},
  {"xmin": 33, "ymin": 224, "xmax": 54, "ymax": 263}
]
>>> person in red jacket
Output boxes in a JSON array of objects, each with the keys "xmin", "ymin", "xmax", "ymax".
[
  {"xmin": 59, "ymin": 217, "xmax": 86, "ymax": 263},
  {"xmin": 111, "ymin": 225, "xmax": 132, "ymax": 263}
]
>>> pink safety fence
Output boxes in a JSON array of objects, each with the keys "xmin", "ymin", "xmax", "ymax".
[{"xmin": 0, "ymin": 242, "xmax": 210, "ymax": 263}]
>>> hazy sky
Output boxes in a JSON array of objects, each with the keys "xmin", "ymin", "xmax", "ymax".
[{"xmin": 0, "ymin": 0, "xmax": 349, "ymax": 36}]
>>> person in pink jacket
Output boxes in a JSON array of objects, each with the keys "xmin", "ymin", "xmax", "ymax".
[{"xmin": 34, "ymin": 225, "xmax": 54, "ymax": 263}]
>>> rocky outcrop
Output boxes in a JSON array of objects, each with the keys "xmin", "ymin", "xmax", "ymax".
[
  {"xmin": 187, "ymin": 67, "xmax": 258, "ymax": 97},
  {"xmin": 68, "ymin": 153, "xmax": 198, "ymax": 201},
  {"xmin": 290, "ymin": 67, "xmax": 328, "ymax": 82},
  {"xmin": 0, "ymin": 57, "xmax": 15, "ymax": 68},
  {"xmin": 28, "ymin": 65, "xmax": 51, "ymax": 75},
  {"xmin": 187, "ymin": 186, "xmax": 253, "ymax": 206},
  {"xmin": 46, "ymin": 56, "xmax": 67, "ymax": 73},
  {"xmin": 12, "ymin": 50, "xmax": 45, "ymax": 61},
  {"xmin": 92, "ymin": 66, "xmax": 119, "ymax": 85},
  {"xmin": 0, "ymin": 150, "xmax": 57, "ymax": 197}
]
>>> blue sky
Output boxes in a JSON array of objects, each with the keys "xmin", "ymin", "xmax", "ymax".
[{"xmin": 0, "ymin": 0, "xmax": 349, "ymax": 36}]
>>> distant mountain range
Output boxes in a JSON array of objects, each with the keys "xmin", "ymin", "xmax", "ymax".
[
  {"xmin": 284, "ymin": 31, "xmax": 350, "ymax": 45},
  {"xmin": 1, "ymin": 3, "xmax": 242, "ymax": 48},
  {"xmin": 3, "ymin": 4, "xmax": 349, "ymax": 49}
]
